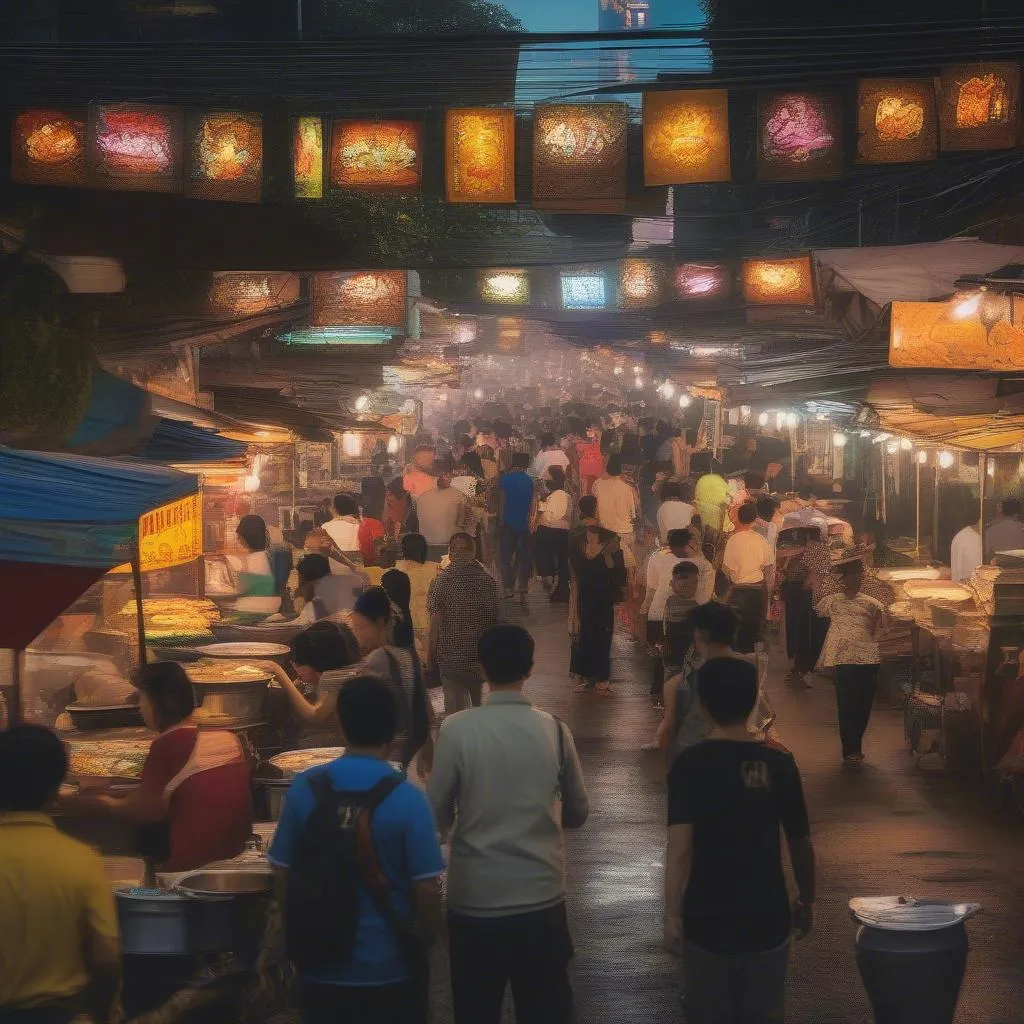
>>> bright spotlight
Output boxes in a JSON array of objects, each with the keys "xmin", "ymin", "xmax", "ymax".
[
  {"xmin": 832, "ymin": 432, "xmax": 847, "ymax": 448},
  {"xmin": 679, "ymin": 394, "xmax": 692, "ymax": 409},
  {"xmin": 938, "ymin": 450, "xmax": 955, "ymax": 469}
]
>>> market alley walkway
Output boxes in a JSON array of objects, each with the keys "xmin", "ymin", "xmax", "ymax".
[{"xmin": 429, "ymin": 594, "xmax": 1024, "ymax": 1024}]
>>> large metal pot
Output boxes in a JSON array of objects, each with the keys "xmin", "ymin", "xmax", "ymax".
[{"xmin": 191, "ymin": 679, "xmax": 269, "ymax": 725}]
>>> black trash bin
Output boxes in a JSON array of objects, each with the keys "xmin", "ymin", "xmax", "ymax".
[{"xmin": 850, "ymin": 897, "xmax": 979, "ymax": 1024}]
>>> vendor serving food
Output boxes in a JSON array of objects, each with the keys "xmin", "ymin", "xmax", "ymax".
[{"xmin": 61, "ymin": 663, "xmax": 252, "ymax": 873}]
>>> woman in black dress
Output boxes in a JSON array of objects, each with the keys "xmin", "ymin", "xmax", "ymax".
[{"xmin": 569, "ymin": 499, "xmax": 627, "ymax": 696}]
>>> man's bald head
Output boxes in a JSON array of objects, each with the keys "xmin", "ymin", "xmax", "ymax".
[{"xmin": 449, "ymin": 532, "xmax": 476, "ymax": 563}]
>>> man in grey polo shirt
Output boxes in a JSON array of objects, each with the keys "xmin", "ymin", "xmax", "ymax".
[{"xmin": 428, "ymin": 624, "xmax": 589, "ymax": 1024}]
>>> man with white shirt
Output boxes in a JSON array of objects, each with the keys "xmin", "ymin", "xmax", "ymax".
[
  {"xmin": 593, "ymin": 455, "xmax": 639, "ymax": 572},
  {"xmin": 321, "ymin": 494, "xmax": 362, "ymax": 558},
  {"xmin": 722, "ymin": 502, "xmax": 775, "ymax": 654},
  {"xmin": 643, "ymin": 530, "xmax": 692, "ymax": 705},
  {"xmin": 531, "ymin": 432, "xmax": 570, "ymax": 482},
  {"xmin": 416, "ymin": 459, "xmax": 468, "ymax": 561},
  {"xmin": 951, "ymin": 520, "xmax": 983, "ymax": 583},
  {"xmin": 656, "ymin": 481, "xmax": 694, "ymax": 544}
]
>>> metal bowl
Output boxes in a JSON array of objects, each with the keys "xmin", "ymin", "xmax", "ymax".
[
  {"xmin": 191, "ymin": 678, "xmax": 270, "ymax": 724},
  {"xmin": 175, "ymin": 869, "xmax": 273, "ymax": 898}
]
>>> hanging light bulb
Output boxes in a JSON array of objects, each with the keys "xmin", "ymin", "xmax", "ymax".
[
  {"xmin": 758, "ymin": 412, "xmax": 769, "ymax": 427},
  {"xmin": 243, "ymin": 474, "xmax": 261, "ymax": 493},
  {"xmin": 473, "ymin": 388, "xmax": 484, "ymax": 401},
  {"xmin": 679, "ymin": 394, "xmax": 692, "ymax": 409},
  {"xmin": 938, "ymin": 450, "xmax": 955, "ymax": 469},
  {"xmin": 387, "ymin": 435, "xmax": 401, "ymax": 455},
  {"xmin": 832, "ymin": 432, "xmax": 847, "ymax": 448},
  {"xmin": 900, "ymin": 438, "xmax": 913, "ymax": 451},
  {"xmin": 354, "ymin": 394, "xmax": 370, "ymax": 412},
  {"xmin": 661, "ymin": 382, "xmax": 676, "ymax": 399},
  {"xmin": 917, "ymin": 450, "xmax": 928, "ymax": 465}
]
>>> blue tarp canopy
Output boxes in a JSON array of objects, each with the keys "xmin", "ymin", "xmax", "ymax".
[
  {"xmin": 139, "ymin": 419, "xmax": 247, "ymax": 463},
  {"xmin": 0, "ymin": 447, "xmax": 198, "ymax": 567}
]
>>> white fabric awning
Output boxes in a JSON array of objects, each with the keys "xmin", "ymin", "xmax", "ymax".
[{"xmin": 814, "ymin": 238, "xmax": 1024, "ymax": 306}]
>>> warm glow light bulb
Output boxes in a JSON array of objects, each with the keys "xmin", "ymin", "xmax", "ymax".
[
  {"xmin": 635, "ymin": 377, "xmax": 644, "ymax": 390},
  {"xmin": 662, "ymin": 383, "xmax": 676, "ymax": 399},
  {"xmin": 900, "ymin": 438, "xmax": 913, "ymax": 451},
  {"xmin": 387, "ymin": 435, "xmax": 401, "ymax": 455},
  {"xmin": 679, "ymin": 394, "xmax": 692, "ymax": 409},
  {"xmin": 473, "ymin": 388, "xmax": 484, "ymax": 401},
  {"xmin": 355, "ymin": 394, "xmax": 370, "ymax": 411},
  {"xmin": 832, "ymin": 432, "xmax": 847, "ymax": 448},
  {"xmin": 917, "ymin": 450, "xmax": 928, "ymax": 465},
  {"xmin": 243, "ymin": 474, "xmax": 260, "ymax": 493},
  {"xmin": 758, "ymin": 412, "xmax": 769, "ymax": 427},
  {"xmin": 938, "ymin": 450, "xmax": 955, "ymax": 469}
]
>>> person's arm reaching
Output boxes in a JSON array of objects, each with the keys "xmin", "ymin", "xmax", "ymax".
[
  {"xmin": 664, "ymin": 824, "xmax": 693, "ymax": 955},
  {"xmin": 558, "ymin": 722, "xmax": 589, "ymax": 829},
  {"xmin": 257, "ymin": 660, "xmax": 336, "ymax": 725},
  {"xmin": 425, "ymin": 721, "xmax": 459, "ymax": 836}
]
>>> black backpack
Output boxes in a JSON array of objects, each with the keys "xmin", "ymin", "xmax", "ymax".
[{"xmin": 285, "ymin": 770, "xmax": 406, "ymax": 972}]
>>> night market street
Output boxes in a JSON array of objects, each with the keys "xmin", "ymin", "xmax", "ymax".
[{"xmin": 468, "ymin": 596, "xmax": 1024, "ymax": 1024}]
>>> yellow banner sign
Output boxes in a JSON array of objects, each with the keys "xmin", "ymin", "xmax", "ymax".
[
  {"xmin": 137, "ymin": 493, "xmax": 202, "ymax": 572},
  {"xmin": 890, "ymin": 297, "xmax": 1024, "ymax": 370}
]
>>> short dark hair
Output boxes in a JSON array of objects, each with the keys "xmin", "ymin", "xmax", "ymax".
[
  {"xmin": 354, "ymin": 586, "xmax": 392, "ymax": 624},
  {"xmin": 296, "ymin": 553, "xmax": 331, "ymax": 587},
  {"xmin": 541, "ymin": 431, "xmax": 556, "ymax": 448},
  {"xmin": 335, "ymin": 675, "xmax": 397, "ymax": 747},
  {"xmin": 435, "ymin": 456, "xmax": 455, "ymax": 475},
  {"xmin": 743, "ymin": 472, "xmax": 765, "ymax": 491},
  {"xmin": 134, "ymin": 661, "xmax": 196, "ymax": 731},
  {"xmin": 797, "ymin": 484, "xmax": 813, "ymax": 501},
  {"xmin": 578, "ymin": 496, "xmax": 597, "ymax": 518},
  {"xmin": 691, "ymin": 602, "xmax": 739, "ymax": 645},
  {"xmin": 236, "ymin": 514, "xmax": 268, "ymax": 552},
  {"xmin": 548, "ymin": 465, "xmax": 566, "ymax": 490},
  {"xmin": 837, "ymin": 559, "xmax": 865, "ymax": 579},
  {"xmin": 1003, "ymin": 498, "xmax": 1022, "ymax": 518},
  {"xmin": 479, "ymin": 624, "xmax": 535, "ymax": 685},
  {"xmin": 756, "ymin": 496, "xmax": 778, "ymax": 522},
  {"xmin": 737, "ymin": 502, "xmax": 758, "ymax": 526},
  {"xmin": 606, "ymin": 454, "xmax": 623, "ymax": 476},
  {"xmin": 667, "ymin": 528, "xmax": 691, "ymax": 552},
  {"xmin": 698, "ymin": 657, "xmax": 758, "ymax": 726},
  {"xmin": 512, "ymin": 452, "xmax": 530, "ymax": 471},
  {"xmin": 313, "ymin": 508, "xmax": 332, "ymax": 528},
  {"xmin": 291, "ymin": 622, "xmax": 357, "ymax": 672},
  {"xmin": 333, "ymin": 494, "xmax": 357, "ymax": 517},
  {"xmin": 672, "ymin": 560, "xmax": 699, "ymax": 578},
  {"xmin": 661, "ymin": 481, "xmax": 682, "ymax": 501},
  {"xmin": 0, "ymin": 725, "xmax": 68, "ymax": 811},
  {"xmin": 401, "ymin": 533, "xmax": 428, "ymax": 563}
]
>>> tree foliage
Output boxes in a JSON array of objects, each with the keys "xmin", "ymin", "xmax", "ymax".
[{"xmin": 313, "ymin": 0, "xmax": 522, "ymax": 35}]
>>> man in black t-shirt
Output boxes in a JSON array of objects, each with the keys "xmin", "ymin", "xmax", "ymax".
[{"xmin": 665, "ymin": 657, "xmax": 816, "ymax": 1024}]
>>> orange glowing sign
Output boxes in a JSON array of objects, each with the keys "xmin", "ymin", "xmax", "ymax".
[
  {"xmin": 890, "ymin": 297, "xmax": 1024, "ymax": 370},
  {"xmin": 619, "ymin": 259, "xmax": 662, "ymax": 308},
  {"xmin": 940, "ymin": 63, "xmax": 1020, "ymax": 151},
  {"xmin": 856, "ymin": 79, "xmax": 937, "ymax": 164},
  {"xmin": 446, "ymin": 108, "xmax": 515, "ymax": 204},
  {"xmin": 208, "ymin": 272, "xmax": 301, "ymax": 316},
  {"xmin": 293, "ymin": 117, "xmax": 324, "ymax": 199},
  {"xmin": 330, "ymin": 120, "xmax": 422, "ymax": 191},
  {"xmin": 12, "ymin": 108, "xmax": 87, "ymax": 186},
  {"xmin": 741, "ymin": 257, "xmax": 816, "ymax": 306},
  {"xmin": 643, "ymin": 90, "xmax": 730, "ymax": 186},
  {"xmin": 311, "ymin": 271, "xmax": 408, "ymax": 329},
  {"xmin": 186, "ymin": 111, "xmax": 262, "ymax": 202}
]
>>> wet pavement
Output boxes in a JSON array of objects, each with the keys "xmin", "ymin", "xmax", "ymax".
[{"xmin": 446, "ymin": 594, "xmax": 1024, "ymax": 1024}]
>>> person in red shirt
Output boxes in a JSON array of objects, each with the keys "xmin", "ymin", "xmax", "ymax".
[
  {"xmin": 358, "ymin": 477, "xmax": 387, "ymax": 566},
  {"xmin": 66, "ymin": 663, "xmax": 252, "ymax": 873}
]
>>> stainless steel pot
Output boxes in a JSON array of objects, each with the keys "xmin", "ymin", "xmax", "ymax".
[
  {"xmin": 265, "ymin": 778, "xmax": 291, "ymax": 822},
  {"xmin": 191, "ymin": 679, "xmax": 268, "ymax": 724}
]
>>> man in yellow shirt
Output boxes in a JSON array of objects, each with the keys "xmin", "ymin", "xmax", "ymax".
[
  {"xmin": 694, "ymin": 459, "xmax": 731, "ymax": 547},
  {"xmin": 0, "ymin": 726, "xmax": 121, "ymax": 1024}
]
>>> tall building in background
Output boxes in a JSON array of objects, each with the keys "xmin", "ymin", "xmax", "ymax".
[{"xmin": 599, "ymin": 0, "xmax": 651, "ymax": 32}]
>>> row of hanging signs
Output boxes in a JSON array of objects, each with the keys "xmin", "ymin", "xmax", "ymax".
[{"xmin": 10, "ymin": 62, "xmax": 1023, "ymax": 206}]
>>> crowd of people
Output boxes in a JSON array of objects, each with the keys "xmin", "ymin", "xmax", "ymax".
[{"xmin": 4, "ymin": 405, "xmax": 890, "ymax": 1024}]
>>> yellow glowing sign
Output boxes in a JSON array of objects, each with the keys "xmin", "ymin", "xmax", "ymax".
[
  {"xmin": 643, "ymin": 89, "xmax": 730, "ymax": 186},
  {"xmin": 741, "ymin": 257, "xmax": 816, "ymax": 306},
  {"xmin": 446, "ymin": 108, "xmax": 516, "ymax": 204},
  {"xmin": 480, "ymin": 270, "xmax": 529, "ymax": 304},
  {"xmin": 293, "ymin": 116, "xmax": 324, "ymax": 199},
  {"xmin": 116, "ymin": 494, "xmax": 203, "ymax": 573}
]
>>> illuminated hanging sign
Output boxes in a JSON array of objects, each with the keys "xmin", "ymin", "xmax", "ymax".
[
  {"xmin": 445, "ymin": 108, "xmax": 516, "ymax": 204},
  {"xmin": 88, "ymin": 105, "xmax": 182, "ymax": 192},
  {"xmin": 890, "ymin": 297, "xmax": 1024, "ymax": 370},
  {"xmin": 758, "ymin": 92, "xmax": 843, "ymax": 182},
  {"xmin": 136, "ymin": 494, "xmax": 203, "ymax": 573},
  {"xmin": 940, "ymin": 63, "xmax": 1021, "ymax": 151},
  {"xmin": 186, "ymin": 111, "xmax": 263, "ymax": 202},
  {"xmin": 310, "ymin": 271, "xmax": 408, "ymax": 329},
  {"xmin": 330, "ymin": 120, "xmax": 422, "ymax": 192},
  {"xmin": 619, "ymin": 259, "xmax": 662, "ymax": 309},
  {"xmin": 675, "ymin": 263, "xmax": 731, "ymax": 300},
  {"xmin": 12, "ymin": 108, "xmax": 87, "ymax": 186},
  {"xmin": 209, "ymin": 272, "xmax": 301, "ymax": 316},
  {"xmin": 561, "ymin": 272, "xmax": 607, "ymax": 310},
  {"xmin": 741, "ymin": 256, "xmax": 816, "ymax": 306},
  {"xmin": 642, "ymin": 89, "xmax": 730, "ymax": 186},
  {"xmin": 532, "ymin": 103, "xmax": 628, "ymax": 210},
  {"xmin": 293, "ymin": 116, "xmax": 324, "ymax": 199},
  {"xmin": 479, "ymin": 270, "xmax": 530, "ymax": 305},
  {"xmin": 857, "ymin": 79, "xmax": 937, "ymax": 164}
]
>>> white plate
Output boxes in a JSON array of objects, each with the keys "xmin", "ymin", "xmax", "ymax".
[
  {"xmin": 195, "ymin": 642, "xmax": 291, "ymax": 658},
  {"xmin": 850, "ymin": 897, "xmax": 980, "ymax": 931}
]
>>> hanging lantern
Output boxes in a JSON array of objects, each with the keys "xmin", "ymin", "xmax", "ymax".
[
  {"xmin": 940, "ymin": 63, "xmax": 1020, "ymax": 151},
  {"xmin": 642, "ymin": 89, "xmax": 730, "ymax": 186},
  {"xmin": 311, "ymin": 271, "xmax": 408, "ymax": 329},
  {"xmin": 185, "ymin": 111, "xmax": 262, "ymax": 202},
  {"xmin": 856, "ymin": 79, "xmax": 937, "ymax": 164},
  {"xmin": 741, "ymin": 256, "xmax": 816, "ymax": 306},
  {"xmin": 342, "ymin": 432, "xmax": 363, "ymax": 458},
  {"xmin": 209, "ymin": 272, "xmax": 301, "ymax": 316},
  {"xmin": 560, "ymin": 270, "xmax": 608, "ymax": 310},
  {"xmin": 330, "ymin": 120, "xmax": 422, "ymax": 191},
  {"xmin": 12, "ymin": 108, "xmax": 87, "ymax": 186},
  {"xmin": 532, "ymin": 103, "xmax": 628, "ymax": 211},
  {"xmin": 832, "ymin": 432, "xmax": 848, "ymax": 448},
  {"xmin": 675, "ymin": 263, "xmax": 731, "ymax": 300},
  {"xmin": 292, "ymin": 116, "xmax": 324, "ymax": 199},
  {"xmin": 87, "ymin": 104, "xmax": 182, "ymax": 192},
  {"xmin": 619, "ymin": 259, "xmax": 662, "ymax": 309},
  {"xmin": 479, "ymin": 270, "xmax": 529, "ymax": 305},
  {"xmin": 938, "ymin": 450, "xmax": 955, "ymax": 469},
  {"xmin": 758, "ymin": 92, "xmax": 843, "ymax": 182},
  {"xmin": 445, "ymin": 108, "xmax": 515, "ymax": 204}
]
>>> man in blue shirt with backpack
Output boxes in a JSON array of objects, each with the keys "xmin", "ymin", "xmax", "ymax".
[{"xmin": 268, "ymin": 675, "xmax": 445, "ymax": 1024}]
